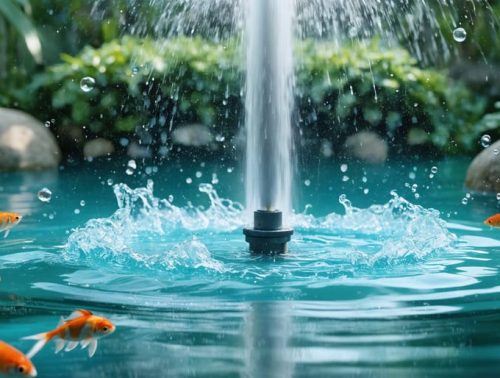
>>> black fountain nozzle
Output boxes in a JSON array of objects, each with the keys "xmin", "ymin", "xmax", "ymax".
[{"xmin": 243, "ymin": 210, "xmax": 293, "ymax": 254}]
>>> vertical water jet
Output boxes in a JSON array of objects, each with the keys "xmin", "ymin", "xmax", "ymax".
[{"xmin": 243, "ymin": 0, "xmax": 294, "ymax": 253}]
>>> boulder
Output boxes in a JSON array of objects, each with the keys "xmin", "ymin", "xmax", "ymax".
[
  {"xmin": 83, "ymin": 138, "xmax": 114, "ymax": 158},
  {"xmin": 0, "ymin": 108, "xmax": 61, "ymax": 170},
  {"xmin": 172, "ymin": 124, "xmax": 213, "ymax": 147},
  {"xmin": 465, "ymin": 140, "xmax": 500, "ymax": 193},
  {"xmin": 343, "ymin": 131, "xmax": 388, "ymax": 164}
]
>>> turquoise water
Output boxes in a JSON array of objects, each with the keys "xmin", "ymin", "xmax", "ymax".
[{"xmin": 1, "ymin": 157, "xmax": 500, "ymax": 377}]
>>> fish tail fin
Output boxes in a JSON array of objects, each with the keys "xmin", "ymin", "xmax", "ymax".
[
  {"xmin": 23, "ymin": 332, "xmax": 52, "ymax": 358},
  {"xmin": 3, "ymin": 229, "xmax": 9, "ymax": 238}
]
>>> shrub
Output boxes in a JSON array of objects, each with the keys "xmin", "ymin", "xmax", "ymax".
[{"xmin": 11, "ymin": 36, "xmax": 486, "ymax": 156}]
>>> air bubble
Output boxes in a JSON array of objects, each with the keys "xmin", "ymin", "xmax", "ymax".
[
  {"xmin": 80, "ymin": 77, "xmax": 95, "ymax": 92},
  {"xmin": 44, "ymin": 121, "xmax": 51, "ymax": 128},
  {"xmin": 186, "ymin": 177, "xmax": 193, "ymax": 184},
  {"xmin": 453, "ymin": 27, "xmax": 467, "ymax": 42},
  {"xmin": 496, "ymin": 193, "xmax": 500, "ymax": 201},
  {"xmin": 195, "ymin": 171, "xmax": 202, "ymax": 178},
  {"xmin": 107, "ymin": 179, "xmax": 114, "ymax": 186},
  {"xmin": 411, "ymin": 184, "xmax": 418, "ymax": 193},
  {"xmin": 340, "ymin": 164, "xmax": 348, "ymax": 173},
  {"xmin": 74, "ymin": 209, "xmax": 81, "ymax": 214},
  {"xmin": 480, "ymin": 134, "xmax": 491, "ymax": 148},
  {"xmin": 304, "ymin": 179, "xmax": 311, "ymax": 186},
  {"xmin": 461, "ymin": 198, "xmax": 468, "ymax": 205},
  {"xmin": 37, "ymin": 188, "xmax": 52, "ymax": 203},
  {"xmin": 80, "ymin": 200, "xmax": 86, "ymax": 207},
  {"xmin": 431, "ymin": 166, "xmax": 438, "ymax": 174}
]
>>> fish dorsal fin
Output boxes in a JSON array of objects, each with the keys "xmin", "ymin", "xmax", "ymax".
[
  {"xmin": 67, "ymin": 309, "xmax": 93, "ymax": 320},
  {"xmin": 57, "ymin": 316, "xmax": 65, "ymax": 327}
]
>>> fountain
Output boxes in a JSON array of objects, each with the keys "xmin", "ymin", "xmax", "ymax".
[{"xmin": 243, "ymin": 0, "xmax": 295, "ymax": 253}]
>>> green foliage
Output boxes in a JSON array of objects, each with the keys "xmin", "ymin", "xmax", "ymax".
[
  {"xmin": 12, "ymin": 36, "xmax": 487, "ymax": 154},
  {"xmin": 0, "ymin": 0, "xmax": 42, "ymax": 63},
  {"xmin": 296, "ymin": 40, "xmax": 486, "ymax": 153}
]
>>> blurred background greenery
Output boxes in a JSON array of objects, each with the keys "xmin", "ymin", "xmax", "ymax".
[{"xmin": 0, "ymin": 0, "xmax": 499, "ymax": 162}]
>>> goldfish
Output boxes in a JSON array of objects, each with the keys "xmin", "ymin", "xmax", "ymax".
[
  {"xmin": 484, "ymin": 213, "xmax": 500, "ymax": 227},
  {"xmin": 0, "ymin": 212, "xmax": 22, "ymax": 238},
  {"xmin": 0, "ymin": 341, "xmax": 37, "ymax": 377},
  {"xmin": 24, "ymin": 309, "xmax": 115, "ymax": 359}
]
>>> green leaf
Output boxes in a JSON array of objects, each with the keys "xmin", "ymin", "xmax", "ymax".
[{"xmin": 0, "ymin": 0, "xmax": 42, "ymax": 63}]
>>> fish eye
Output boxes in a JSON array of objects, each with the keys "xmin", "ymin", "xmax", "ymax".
[
  {"xmin": 102, "ymin": 326, "xmax": 108, "ymax": 332},
  {"xmin": 18, "ymin": 366, "xmax": 24, "ymax": 373},
  {"xmin": 15, "ymin": 216, "xmax": 20, "ymax": 220}
]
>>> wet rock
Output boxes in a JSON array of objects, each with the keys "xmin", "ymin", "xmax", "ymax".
[
  {"xmin": 343, "ymin": 131, "xmax": 388, "ymax": 164},
  {"xmin": 0, "ymin": 107, "xmax": 61, "ymax": 170},
  {"xmin": 127, "ymin": 141, "xmax": 152, "ymax": 159},
  {"xmin": 172, "ymin": 124, "xmax": 213, "ymax": 147},
  {"xmin": 83, "ymin": 138, "xmax": 114, "ymax": 158},
  {"xmin": 465, "ymin": 140, "xmax": 500, "ymax": 193}
]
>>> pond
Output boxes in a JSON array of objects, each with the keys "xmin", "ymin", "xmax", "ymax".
[{"xmin": 1, "ymin": 156, "xmax": 499, "ymax": 377}]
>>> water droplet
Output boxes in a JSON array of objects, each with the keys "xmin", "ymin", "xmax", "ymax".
[
  {"xmin": 340, "ymin": 164, "xmax": 348, "ymax": 173},
  {"xmin": 74, "ymin": 208, "xmax": 81, "ymax": 214},
  {"xmin": 304, "ymin": 179, "xmax": 311, "ymax": 186},
  {"xmin": 80, "ymin": 76, "xmax": 95, "ymax": 92},
  {"xmin": 480, "ymin": 134, "xmax": 491, "ymax": 148},
  {"xmin": 195, "ymin": 171, "xmax": 202, "ymax": 178},
  {"xmin": 126, "ymin": 160, "xmax": 136, "ymax": 175},
  {"xmin": 80, "ymin": 200, "xmax": 86, "ymax": 207},
  {"xmin": 37, "ymin": 188, "xmax": 52, "ymax": 203},
  {"xmin": 211, "ymin": 173, "xmax": 219, "ymax": 185},
  {"xmin": 431, "ymin": 166, "xmax": 438, "ymax": 174},
  {"xmin": 107, "ymin": 178, "xmax": 114, "ymax": 186},
  {"xmin": 131, "ymin": 65, "xmax": 140, "ymax": 76},
  {"xmin": 453, "ymin": 27, "xmax": 467, "ymax": 42},
  {"xmin": 186, "ymin": 177, "xmax": 193, "ymax": 184}
]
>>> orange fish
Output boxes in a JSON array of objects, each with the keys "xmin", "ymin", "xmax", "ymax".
[
  {"xmin": 0, "ymin": 341, "xmax": 37, "ymax": 376},
  {"xmin": 24, "ymin": 309, "xmax": 115, "ymax": 358},
  {"xmin": 0, "ymin": 212, "xmax": 22, "ymax": 238},
  {"xmin": 484, "ymin": 213, "xmax": 500, "ymax": 227}
]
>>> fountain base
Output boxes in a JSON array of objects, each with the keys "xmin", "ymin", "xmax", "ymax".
[{"xmin": 243, "ymin": 210, "xmax": 293, "ymax": 254}]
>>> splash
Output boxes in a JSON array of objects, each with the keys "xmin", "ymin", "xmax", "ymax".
[
  {"xmin": 64, "ymin": 180, "xmax": 239, "ymax": 273},
  {"xmin": 294, "ymin": 191, "xmax": 457, "ymax": 266},
  {"xmin": 65, "ymin": 181, "xmax": 456, "ymax": 276}
]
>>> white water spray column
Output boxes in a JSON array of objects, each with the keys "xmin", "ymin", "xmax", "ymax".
[{"xmin": 243, "ymin": 0, "xmax": 294, "ymax": 253}]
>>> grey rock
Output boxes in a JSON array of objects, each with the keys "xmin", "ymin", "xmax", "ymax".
[
  {"xmin": 172, "ymin": 124, "xmax": 213, "ymax": 147},
  {"xmin": 0, "ymin": 107, "xmax": 61, "ymax": 170},
  {"xmin": 343, "ymin": 131, "xmax": 388, "ymax": 164},
  {"xmin": 83, "ymin": 138, "xmax": 114, "ymax": 158},
  {"xmin": 127, "ymin": 141, "xmax": 152, "ymax": 159},
  {"xmin": 465, "ymin": 140, "xmax": 500, "ymax": 193}
]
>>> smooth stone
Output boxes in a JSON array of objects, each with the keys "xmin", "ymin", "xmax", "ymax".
[
  {"xmin": 0, "ymin": 107, "xmax": 61, "ymax": 170},
  {"xmin": 172, "ymin": 124, "xmax": 213, "ymax": 147},
  {"xmin": 465, "ymin": 140, "xmax": 500, "ymax": 193},
  {"xmin": 343, "ymin": 131, "xmax": 388, "ymax": 164},
  {"xmin": 83, "ymin": 138, "xmax": 114, "ymax": 158}
]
